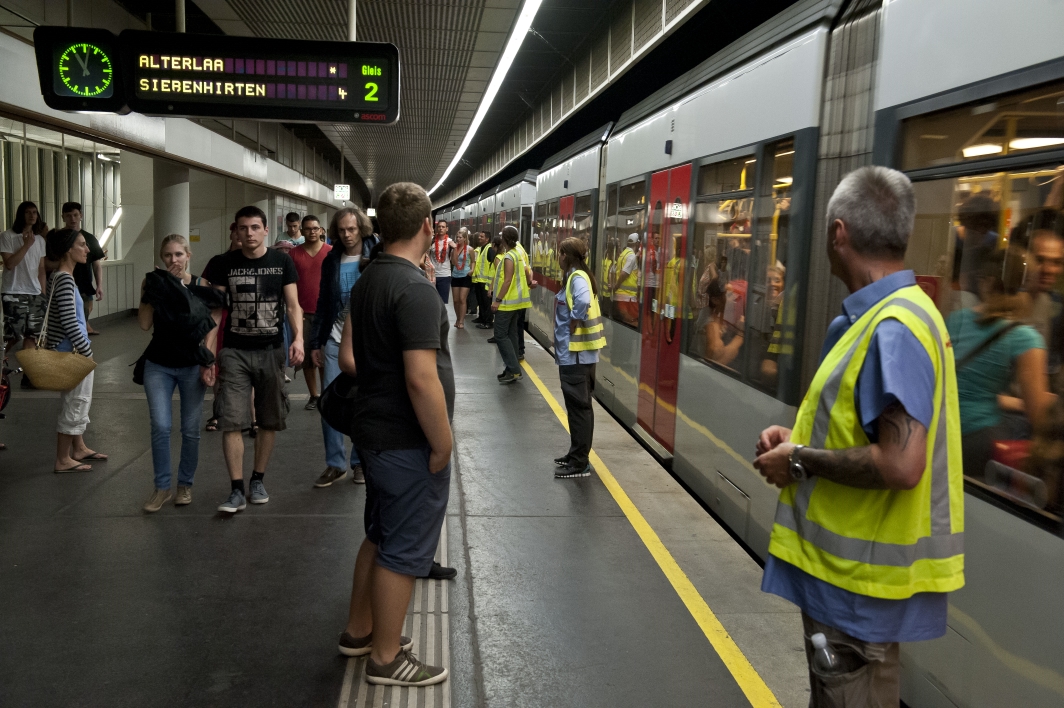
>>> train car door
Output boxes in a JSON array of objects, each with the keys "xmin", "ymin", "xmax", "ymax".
[{"xmin": 636, "ymin": 164, "xmax": 691, "ymax": 451}]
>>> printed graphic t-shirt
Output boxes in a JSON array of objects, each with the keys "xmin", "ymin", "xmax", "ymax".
[{"xmin": 218, "ymin": 247, "xmax": 298, "ymax": 350}]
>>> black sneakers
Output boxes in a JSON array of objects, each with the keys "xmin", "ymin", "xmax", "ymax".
[
  {"xmin": 555, "ymin": 462, "xmax": 592, "ymax": 479},
  {"xmin": 420, "ymin": 561, "xmax": 457, "ymax": 580},
  {"xmin": 338, "ymin": 631, "xmax": 413, "ymax": 657},
  {"xmin": 553, "ymin": 455, "xmax": 571, "ymax": 467}
]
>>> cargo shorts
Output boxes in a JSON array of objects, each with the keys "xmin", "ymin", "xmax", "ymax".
[
  {"xmin": 802, "ymin": 612, "xmax": 900, "ymax": 708},
  {"xmin": 2, "ymin": 293, "xmax": 45, "ymax": 342},
  {"xmin": 216, "ymin": 346, "xmax": 290, "ymax": 431}
]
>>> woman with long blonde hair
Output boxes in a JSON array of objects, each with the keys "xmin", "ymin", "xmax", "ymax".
[{"xmin": 137, "ymin": 234, "xmax": 222, "ymax": 512}]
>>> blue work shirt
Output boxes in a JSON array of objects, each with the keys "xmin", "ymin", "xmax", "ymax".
[
  {"xmin": 554, "ymin": 272, "xmax": 599, "ymax": 366},
  {"xmin": 762, "ymin": 269, "xmax": 948, "ymax": 643}
]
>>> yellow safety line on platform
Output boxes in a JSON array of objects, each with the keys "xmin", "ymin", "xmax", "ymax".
[{"xmin": 520, "ymin": 360, "xmax": 782, "ymax": 708}]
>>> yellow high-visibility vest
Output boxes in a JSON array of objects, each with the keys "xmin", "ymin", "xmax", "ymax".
[
  {"xmin": 564, "ymin": 270, "xmax": 605, "ymax": 351},
  {"xmin": 614, "ymin": 247, "xmax": 639, "ymax": 298},
  {"xmin": 497, "ymin": 250, "xmax": 531, "ymax": 311},
  {"xmin": 472, "ymin": 246, "xmax": 489, "ymax": 284},
  {"xmin": 768, "ymin": 284, "xmax": 964, "ymax": 599}
]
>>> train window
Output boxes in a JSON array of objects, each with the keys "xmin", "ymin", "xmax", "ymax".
[
  {"xmin": 684, "ymin": 155, "xmax": 756, "ymax": 371},
  {"xmin": 574, "ymin": 192, "xmax": 593, "ymax": 248},
  {"xmin": 745, "ymin": 139, "xmax": 796, "ymax": 395},
  {"xmin": 602, "ymin": 179, "xmax": 647, "ymax": 329},
  {"xmin": 599, "ymin": 186, "xmax": 619, "ymax": 319},
  {"xmin": 532, "ymin": 200, "xmax": 548, "ymax": 277},
  {"xmin": 698, "ymin": 155, "xmax": 754, "ymax": 195},
  {"xmin": 546, "ymin": 199, "xmax": 560, "ymax": 282},
  {"xmin": 907, "ymin": 160, "xmax": 1064, "ymax": 523},
  {"xmin": 901, "ymin": 79, "xmax": 1064, "ymax": 172}
]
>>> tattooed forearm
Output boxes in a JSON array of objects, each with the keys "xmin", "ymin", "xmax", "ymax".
[
  {"xmin": 878, "ymin": 402, "xmax": 918, "ymax": 450},
  {"xmin": 800, "ymin": 446, "xmax": 891, "ymax": 489}
]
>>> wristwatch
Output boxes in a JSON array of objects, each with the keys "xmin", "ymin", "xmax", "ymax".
[
  {"xmin": 495, "ymin": 297, "xmax": 503, "ymax": 303},
  {"xmin": 789, "ymin": 444, "xmax": 807, "ymax": 482}
]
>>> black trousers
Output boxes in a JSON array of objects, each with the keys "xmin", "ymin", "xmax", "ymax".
[
  {"xmin": 517, "ymin": 308, "xmax": 526, "ymax": 355},
  {"xmin": 559, "ymin": 363, "xmax": 595, "ymax": 466},
  {"xmin": 474, "ymin": 282, "xmax": 492, "ymax": 324}
]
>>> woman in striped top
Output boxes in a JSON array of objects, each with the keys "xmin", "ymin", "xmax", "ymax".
[{"xmin": 45, "ymin": 228, "xmax": 107, "ymax": 473}]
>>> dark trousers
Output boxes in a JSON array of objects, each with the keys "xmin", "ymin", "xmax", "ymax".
[
  {"xmin": 474, "ymin": 282, "xmax": 492, "ymax": 324},
  {"xmin": 517, "ymin": 309, "xmax": 526, "ymax": 355},
  {"xmin": 559, "ymin": 363, "xmax": 595, "ymax": 466},
  {"xmin": 494, "ymin": 309, "xmax": 522, "ymax": 374}
]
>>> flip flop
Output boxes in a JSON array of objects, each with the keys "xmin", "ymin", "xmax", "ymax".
[
  {"xmin": 55, "ymin": 463, "xmax": 92, "ymax": 473},
  {"xmin": 206, "ymin": 418, "xmax": 220, "ymax": 432},
  {"xmin": 76, "ymin": 452, "xmax": 109, "ymax": 461}
]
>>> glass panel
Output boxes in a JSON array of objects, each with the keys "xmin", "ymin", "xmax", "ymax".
[
  {"xmin": 909, "ymin": 161, "xmax": 1064, "ymax": 522},
  {"xmin": 546, "ymin": 199, "xmax": 559, "ymax": 280},
  {"xmin": 573, "ymin": 191, "xmax": 593, "ymax": 248},
  {"xmin": 574, "ymin": 193, "xmax": 593, "ymax": 216},
  {"xmin": 532, "ymin": 201, "xmax": 548, "ymax": 276},
  {"xmin": 902, "ymin": 79, "xmax": 1064, "ymax": 171},
  {"xmin": 599, "ymin": 186, "xmax": 618, "ymax": 319},
  {"xmin": 682, "ymin": 197, "xmax": 754, "ymax": 369},
  {"xmin": 605, "ymin": 180, "xmax": 647, "ymax": 328},
  {"xmin": 698, "ymin": 155, "xmax": 755, "ymax": 195},
  {"xmin": 744, "ymin": 139, "xmax": 795, "ymax": 394}
]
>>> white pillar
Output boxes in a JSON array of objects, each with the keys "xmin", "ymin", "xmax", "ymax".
[
  {"xmin": 153, "ymin": 161, "xmax": 189, "ymax": 259},
  {"xmin": 348, "ymin": 0, "xmax": 357, "ymax": 40},
  {"xmin": 176, "ymin": 0, "xmax": 186, "ymax": 32}
]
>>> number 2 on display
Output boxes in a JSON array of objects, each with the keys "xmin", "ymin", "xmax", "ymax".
[{"xmin": 364, "ymin": 82, "xmax": 378, "ymax": 102}]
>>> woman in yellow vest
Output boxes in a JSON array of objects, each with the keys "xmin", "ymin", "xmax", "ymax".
[
  {"xmin": 752, "ymin": 167, "xmax": 963, "ymax": 706},
  {"xmin": 552, "ymin": 237, "xmax": 606, "ymax": 478},
  {"xmin": 490, "ymin": 226, "xmax": 531, "ymax": 383}
]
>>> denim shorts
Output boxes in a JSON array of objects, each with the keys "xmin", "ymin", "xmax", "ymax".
[{"xmin": 361, "ymin": 446, "xmax": 451, "ymax": 577}]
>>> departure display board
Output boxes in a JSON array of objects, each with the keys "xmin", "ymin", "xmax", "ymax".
[{"xmin": 34, "ymin": 27, "xmax": 400, "ymax": 124}]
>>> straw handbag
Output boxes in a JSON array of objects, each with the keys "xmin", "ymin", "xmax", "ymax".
[{"xmin": 15, "ymin": 275, "xmax": 96, "ymax": 391}]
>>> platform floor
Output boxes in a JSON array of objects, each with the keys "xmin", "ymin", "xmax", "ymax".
[{"xmin": 0, "ymin": 312, "xmax": 807, "ymax": 707}]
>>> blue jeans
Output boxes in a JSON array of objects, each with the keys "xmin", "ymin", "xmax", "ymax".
[
  {"xmin": 322, "ymin": 340, "xmax": 360, "ymax": 470},
  {"xmin": 144, "ymin": 360, "xmax": 207, "ymax": 489}
]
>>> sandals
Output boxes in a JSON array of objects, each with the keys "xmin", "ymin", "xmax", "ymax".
[
  {"xmin": 206, "ymin": 418, "xmax": 220, "ymax": 432},
  {"xmin": 55, "ymin": 463, "xmax": 92, "ymax": 473},
  {"xmin": 75, "ymin": 451, "xmax": 108, "ymax": 461},
  {"xmin": 243, "ymin": 425, "xmax": 258, "ymax": 438}
]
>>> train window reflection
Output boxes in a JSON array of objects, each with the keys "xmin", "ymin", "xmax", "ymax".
[
  {"xmin": 532, "ymin": 201, "xmax": 548, "ymax": 278},
  {"xmin": 601, "ymin": 179, "xmax": 647, "ymax": 329},
  {"xmin": 698, "ymin": 155, "xmax": 754, "ymax": 195},
  {"xmin": 745, "ymin": 139, "xmax": 795, "ymax": 394},
  {"xmin": 909, "ymin": 162, "xmax": 1064, "ymax": 519},
  {"xmin": 902, "ymin": 79, "xmax": 1064, "ymax": 171}
]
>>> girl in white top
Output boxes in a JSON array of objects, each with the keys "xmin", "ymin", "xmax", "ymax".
[{"xmin": 430, "ymin": 220, "xmax": 456, "ymax": 303}]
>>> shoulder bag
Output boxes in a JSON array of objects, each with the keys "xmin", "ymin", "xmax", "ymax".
[{"xmin": 15, "ymin": 275, "xmax": 96, "ymax": 391}]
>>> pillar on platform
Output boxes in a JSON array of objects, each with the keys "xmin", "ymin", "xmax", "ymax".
[{"xmin": 153, "ymin": 161, "xmax": 190, "ymax": 259}]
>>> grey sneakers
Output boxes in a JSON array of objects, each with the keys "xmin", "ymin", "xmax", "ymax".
[
  {"xmin": 217, "ymin": 489, "xmax": 247, "ymax": 513},
  {"xmin": 315, "ymin": 466, "xmax": 348, "ymax": 487},
  {"xmin": 174, "ymin": 486, "xmax": 192, "ymax": 506},
  {"xmin": 365, "ymin": 649, "xmax": 448, "ymax": 686},
  {"xmin": 143, "ymin": 488, "xmax": 173, "ymax": 513},
  {"xmin": 337, "ymin": 631, "xmax": 413, "ymax": 657},
  {"xmin": 351, "ymin": 464, "xmax": 365, "ymax": 484},
  {"xmin": 249, "ymin": 479, "xmax": 269, "ymax": 504}
]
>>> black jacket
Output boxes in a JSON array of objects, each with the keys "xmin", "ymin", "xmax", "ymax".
[
  {"xmin": 311, "ymin": 235, "xmax": 380, "ymax": 351},
  {"xmin": 141, "ymin": 269, "xmax": 226, "ymax": 367}
]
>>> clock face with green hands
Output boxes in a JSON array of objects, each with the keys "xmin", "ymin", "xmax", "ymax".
[{"xmin": 56, "ymin": 43, "xmax": 114, "ymax": 97}]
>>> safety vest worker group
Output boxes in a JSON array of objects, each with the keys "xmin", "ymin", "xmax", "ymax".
[
  {"xmin": 565, "ymin": 270, "xmax": 606, "ymax": 352},
  {"xmin": 768, "ymin": 284, "xmax": 965, "ymax": 599}
]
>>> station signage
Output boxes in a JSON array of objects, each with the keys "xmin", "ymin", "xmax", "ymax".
[
  {"xmin": 34, "ymin": 26, "xmax": 400, "ymax": 124},
  {"xmin": 334, "ymin": 184, "xmax": 351, "ymax": 200}
]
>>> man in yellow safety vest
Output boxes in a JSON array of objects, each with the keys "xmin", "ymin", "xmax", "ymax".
[
  {"xmin": 753, "ymin": 166, "xmax": 963, "ymax": 707},
  {"xmin": 491, "ymin": 225, "xmax": 532, "ymax": 384}
]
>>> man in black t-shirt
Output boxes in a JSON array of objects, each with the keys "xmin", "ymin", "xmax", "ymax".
[
  {"xmin": 213, "ymin": 206, "xmax": 302, "ymax": 514},
  {"xmin": 336, "ymin": 182, "xmax": 452, "ymax": 687},
  {"xmin": 62, "ymin": 202, "xmax": 105, "ymax": 335}
]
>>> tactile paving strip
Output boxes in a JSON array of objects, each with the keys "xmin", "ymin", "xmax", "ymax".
[{"xmin": 336, "ymin": 519, "xmax": 451, "ymax": 708}]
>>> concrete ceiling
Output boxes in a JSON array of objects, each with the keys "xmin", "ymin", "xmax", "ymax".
[{"xmin": 191, "ymin": 0, "xmax": 524, "ymax": 200}]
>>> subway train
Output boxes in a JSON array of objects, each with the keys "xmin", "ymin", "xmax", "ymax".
[{"xmin": 437, "ymin": 0, "xmax": 1064, "ymax": 705}]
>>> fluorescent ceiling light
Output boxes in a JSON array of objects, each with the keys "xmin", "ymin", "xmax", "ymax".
[
  {"xmin": 1009, "ymin": 137, "xmax": 1064, "ymax": 151},
  {"xmin": 775, "ymin": 177, "xmax": 793, "ymax": 185},
  {"xmin": 98, "ymin": 207, "xmax": 123, "ymax": 248},
  {"xmin": 962, "ymin": 143, "xmax": 1003, "ymax": 158},
  {"xmin": 428, "ymin": 0, "xmax": 543, "ymax": 196}
]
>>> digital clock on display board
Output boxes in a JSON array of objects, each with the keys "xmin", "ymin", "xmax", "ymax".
[
  {"xmin": 34, "ymin": 26, "xmax": 127, "ymax": 112},
  {"xmin": 121, "ymin": 30, "xmax": 399, "ymax": 124}
]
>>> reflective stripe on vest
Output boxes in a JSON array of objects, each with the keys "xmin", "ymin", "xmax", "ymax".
[
  {"xmin": 614, "ymin": 247, "xmax": 638, "ymax": 298},
  {"xmin": 564, "ymin": 270, "xmax": 606, "ymax": 351},
  {"xmin": 471, "ymin": 246, "xmax": 484, "ymax": 282},
  {"xmin": 768, "ymin": 285, "xmax": 964, "ymax": 600},
  {"xmin": 498, "ymin": 250, "xmax": 531, "ymax": 311}
]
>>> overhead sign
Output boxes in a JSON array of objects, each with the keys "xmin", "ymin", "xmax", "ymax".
[
  {"xmin": 334, "ymin": 184, "xmax": 351, "ymax": 200},
  {"xmin": 33, "ymin": 26, "xmax": 400, "ymax": 124}
]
